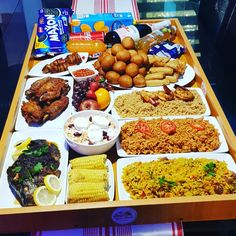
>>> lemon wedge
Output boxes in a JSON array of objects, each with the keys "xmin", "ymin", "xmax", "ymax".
[
  {"xmin": 14, "ymin": 138, "xmax": 32, "ymax": 150},
  {"xmin": 12, "ymin": 138, "xmax": 32, "ymax": 160},
  {"xmin": 33, "ymin": 186, "xmax": 57, "ymax": 206},
  {"xmin": 44, "ymin": 175, "xmax": 61, "ymax": 195}
]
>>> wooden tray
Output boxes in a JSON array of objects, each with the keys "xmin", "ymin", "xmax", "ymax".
[{"xmin": 0, "ymin": 19, "xmax": 236, "ymax": 233}]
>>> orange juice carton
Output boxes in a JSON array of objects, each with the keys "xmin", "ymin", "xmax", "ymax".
[{"xmin": 71, "ymin": 12, "xmax": 133, "ymax": 33}]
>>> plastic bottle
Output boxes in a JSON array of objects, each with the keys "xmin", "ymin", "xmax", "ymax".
[
  {"xmin": 135, "ymin": 26, "xmax": 177, "ymax": 53},
  {"xmin": 104, "ymin": 20, "xmax": 172, "ymax": 46},
  {"xmin": 66, "ymin": 40, "xmax": 107, "ymax": 57},
  {"xmin": 70, "ymin": 32, "xmax": 105, "ymax": 42}
]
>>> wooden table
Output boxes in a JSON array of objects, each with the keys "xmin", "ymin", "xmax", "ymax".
[{"xmin": 0, "ymin": 19, "xmax": 236, "ymax": 233}]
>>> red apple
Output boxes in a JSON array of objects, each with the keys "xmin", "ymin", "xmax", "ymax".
[
  {"xmin": 89, "ymin": 81, "xmax": 99, "ymax": 91},
  {"xmin": 86, "ymin": 90, "xmax": 97, "ymax": 100},
  {"xmin": 79, "ymin": 99, "xmax": 100, "ymax": 111}
]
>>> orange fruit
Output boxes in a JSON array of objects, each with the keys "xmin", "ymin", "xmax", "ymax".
[{"xmin": 95, "ymin": 88, "xmax": 110, "ymax": 110}]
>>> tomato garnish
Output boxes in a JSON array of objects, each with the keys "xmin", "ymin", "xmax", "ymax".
[
  {"xmin": 190, "ymin": 123, "xmax": 205, "ymax": 131},
  {"xmin": 160, "ymin": 120, "xmax": 176, "ymax": 135},
  {"xmin": 135, "ymin": 121, "xmax": 151, "ymax": 136}
]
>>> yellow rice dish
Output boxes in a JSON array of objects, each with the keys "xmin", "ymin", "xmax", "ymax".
[
  {"xmin": 114, "ymin": 90, "xmax": 206, "ymax": 118},
  {"xmin": 120, "ymin": 118, "xmax": 220, "ymax": 155},
  {"xmin": 122, "ymin": 158, "xmax": 236, "ymax": 199}
]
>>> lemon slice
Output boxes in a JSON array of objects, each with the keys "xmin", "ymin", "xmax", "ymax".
[
  {"xmin": 14, "ymin": 138, "xmax": 31, "ymax": 150},
  {"xmin": 44, "ymin": 175, "xmax": 62, "ymax": 195},
  {"xmin": 12, "ymin": 149, "xmax": 24, "ymax": 161},
  {"xmin": 33, "ymin": 186, "xmax": 57, "ymax": 206}
]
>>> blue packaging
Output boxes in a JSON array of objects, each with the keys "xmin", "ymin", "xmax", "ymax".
[
  {"xmin": 34, "ymin": 8, "xmax": 72, "ymax": 57},
  {"xmin": 71, "ymin": 12, "xmax": 133, "ymax": 33},
  {"xmin": 149, "ymin": 41, "xmax": 185, "ymax": 59}
]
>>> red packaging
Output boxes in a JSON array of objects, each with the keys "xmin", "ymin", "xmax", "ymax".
[{"xmin": 70, "ymin": 32, "xmax": 105, "ymax": 42}]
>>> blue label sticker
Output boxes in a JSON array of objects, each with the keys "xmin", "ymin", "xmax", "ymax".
[{"xmin": 112, "ymin": 207, "xmax": 137, "ymax": 225}]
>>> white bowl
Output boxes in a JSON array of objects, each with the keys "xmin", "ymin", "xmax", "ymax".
[
  {"xmin": 64, "ymin": 110, "xmax": 120, "ymax": 155},
  {"xmin": 68, "ymin": 63, "xmax": 98, "ymax": 82}
]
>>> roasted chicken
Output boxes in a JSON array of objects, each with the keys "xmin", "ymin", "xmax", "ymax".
[
  {"xmin": 43, "ymin": 96, "xmax": 69, "ymax": 120},
  {"xmin": 21, "ymin": 77, "xmax": 70, "ymax": 125},
  {"xmin": 25, "ymin": 77, "xmax": 70, "ymax": 103},
  {"xmin": 42, "ymin": 53, "xmax": 82, "ymax": 74},
  {"xmin": 21, "ymin": 101, "xmax": 44, "ymax": 124}
]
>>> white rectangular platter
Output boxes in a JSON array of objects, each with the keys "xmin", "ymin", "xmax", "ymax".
[
  {"xmin": 116, "ymin": 116, "xmax": 228, "ymax": 157},
  {"xmin": 15, "ymin": 76, "xmax": 73, "ymax": 131},
  {"xmin": 117, "ymin": 153, "xmax": 236, "ymax": 200},
  {"xmin": 111, "ymin": 87, "xmax": 210, "ymax": 120},
  {"xmin": 66, "ymin": 159, "xmax": 114, "ymax": 203},
  {"xmin": 0, "ymin": 129, "xmax": 69, "ymax": 208}
]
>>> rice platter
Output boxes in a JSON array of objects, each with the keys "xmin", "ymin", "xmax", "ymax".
[
  {"xmin": 114, "ymin": 89, "xmax": 206, "ymax": 118},
  {"xmin": 120, "ymin": 118, "xmax": 220, "ymax": 155},
  {"xmin": 122, "ymin": 157, "xmax": 236, "ymax": 199}
]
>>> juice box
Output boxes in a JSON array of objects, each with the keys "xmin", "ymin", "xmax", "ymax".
[{"xmin": 71, "ymin": 12, "xmax": 133, "ymax": 33}]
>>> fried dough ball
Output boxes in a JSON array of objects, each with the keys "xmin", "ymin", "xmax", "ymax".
[
  {"xmin": 125, "ymin": 63, "xmax": 139, "ymax": 77},
  {"xmin": 133, "ymin": 74, "xmax": 146, "ymax": 87},
  {"xmin": 116, "ymin": 50, "xmax": 131, "ymax": 63},
  {"xmin": 118, "ymin": 74, "xmax": 133, "ymax": 88},
  {"xmin": 128, "ymin": 49, "xmax": 138, "ymax": 57},
  {"xmin": 111, "ymin": 43, "xmax": 124, "ymax": 56},
  {"xmin": 139, "ymin": 67, "xmax": 147, "ymax": 76},
  {"xmin": 113, "ymin": 61, "xmax": 127, "ymax": 75},
  {"xmin": 101, "ymin": 54, "xmax": 115, "ymax": 71},
  {"xmin": 138, "ymin": 51, "xmax": 149, "ymax": 66},
  {"xmin": 98, "ymin": 51, "xmax": 111, "ymax": 63},
  {"xmin": 130, "ymin": 54, "xmax": 144, "ymax": 67},
  {"xmin": 105, "ymin": 71, "xmax": 120, "ymax": 84},
  {"xmin": 121, "ymin": 37, "xmax": 135, "ymax": 50},
  {"xmin": 93, "ymin": 60, "xmax": 101, "ymax": 70}
]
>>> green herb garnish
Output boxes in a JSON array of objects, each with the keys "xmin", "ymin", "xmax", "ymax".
[
  {"xmin": 12, "ymin": 166, "xmax": 22, "ymax": 173},
  {"xmin": 50, "ymin": 163, "xmax": 57, "ymax": 170},
  {"xmin": 158, "ymin": 176, "xmax": 176, "ymax": 187},
  {"xmin": 31, "ymin": 162, "xmax": 43, "ymax": 175},
  {"xmin": 204, "ymin": 162, "xmax": 216, "ymax": 177},
  {"xmin": 23, "ymin": 145, "xmax": 49, "ymax": 157}
]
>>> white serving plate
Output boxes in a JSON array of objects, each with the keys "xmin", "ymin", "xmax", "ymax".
[
  {"xmin": 28, "ymin": 52, "xmax": 89, "ymax": 77},
  {"xmin": 0, "ymin": 129, "xmax": 69, "ymax": 208},
  {"xmin": 15, "ymin": 76, "xmax": 73, "ymax": 131},
  {"xmin": 116, "ymin": 116, "xmax": 228, "ymax": 157},
  {"xmin": 108, "ymin": 63, "xmax": 195, "ymax": 89},
  {"xmin": 66, "ymin": 159, "xmax": 114, "ymax": 203},
  {"xmin": 117, "ymin": 153, "xmax": 236, "ymax": 200},
  {"xmin": 111, "ymin": 87, "xmax": 210, "ymax": 119}
]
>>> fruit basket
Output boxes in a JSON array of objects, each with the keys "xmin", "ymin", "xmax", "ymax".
[{"xmin": 0, "ymin": 18, "xmax": 236, "ymax": 233}]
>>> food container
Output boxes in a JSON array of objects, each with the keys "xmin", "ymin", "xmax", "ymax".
[
  {"xmin": 1, "ymin": 19, "xmax": 236, "ymax": 233},
  {"xmin": 68, "ymin": 63, "xmax": 98, "ymax": 81},
  {"xmin": 64, "ymin": 110, "xmax": 120, "ymax": 155}
]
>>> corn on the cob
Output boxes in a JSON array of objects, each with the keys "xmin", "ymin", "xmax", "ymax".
[
  {"xmin": 68, "ymin": 182, "xmax": 109, "ymax": 203},
  {"xmin": 68, "ymin": 168, "xmax": 108, "ymax": 184},
  {"xmin": 70, "ymin": 154, "xmax": 107, "ymax": 169}
]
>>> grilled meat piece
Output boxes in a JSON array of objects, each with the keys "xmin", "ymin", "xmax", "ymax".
[
  {"xmin": 42, "ymin": 53, "xmax": 82, "ymax": 74},
  {"xmin": 21, "ymin": 101, "xmax": 45, "ymax": 124},
  {"xmin": 22, "ymin": 77, "xmax": 70, "ymax": 125},
  {"xmin": 25, "ymin": 77, "xmax": 70, "ymax": 103},
  {"xmin": 43, "ymin": 96, "xmax": 69, "ymax": 121},
  {"xmin": 7, "ymin": 140, "xmax": 61, "ymax": 206}
]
